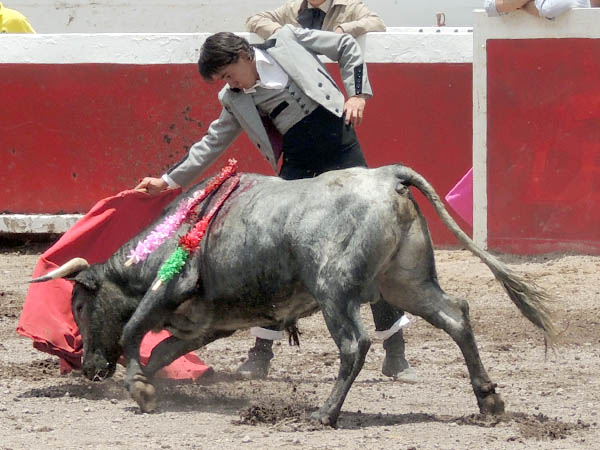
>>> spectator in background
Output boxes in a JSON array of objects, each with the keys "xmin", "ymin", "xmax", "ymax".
[
  {"xmin": 246, "ymin": 0, "xmax": 385, "ymax": 39},
  {"xmin": 0, "ymin": 2, "xmax": 35, "ymax": 33},
  {"xmin": 485, "ymin": 0, "xmax": 591, "ymax": 19}
]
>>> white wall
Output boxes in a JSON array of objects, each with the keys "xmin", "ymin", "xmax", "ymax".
[
  {"xmin": 0, "ymin": 29, "xmax": 473, "ymax": 64},
  {"xmin": 10, "ymin": 0, "xmax": 481, "ymax": 33},
  {"xmin": 375, "ymin": 0, "xmax": 481, "ymax": 26}
]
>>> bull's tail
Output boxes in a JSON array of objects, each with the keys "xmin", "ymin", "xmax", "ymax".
[{"xmin": 393, "ymin": 165, "xmax": 556, "ymax": 345}]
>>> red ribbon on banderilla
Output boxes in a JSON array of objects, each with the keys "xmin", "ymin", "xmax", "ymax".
[{"xmin": 124, "ymin": 159, "xmax": 240, "ymax": 290}]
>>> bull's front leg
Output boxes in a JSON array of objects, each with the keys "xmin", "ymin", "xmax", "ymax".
[
  {"xmin": 143, "ymin": 330, "xmax": 234, "ymax": 377},
  {"xmin": 121, "ymin": 287, "xmax": 182, "ymax": 413},
  {"xmin": 313, "ymin": 294, "xmax": 370, "ymax": 427}
]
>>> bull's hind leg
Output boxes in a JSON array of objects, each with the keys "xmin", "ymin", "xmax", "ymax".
[
  {"xmin": 380, "ymin": 281, "xmax": 504, "ymax": 415},
  {"xmin": 312, "ymin": 295, "xmax": 371, "ymax": 426}
]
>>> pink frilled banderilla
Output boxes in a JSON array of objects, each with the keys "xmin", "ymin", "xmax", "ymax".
[
  {"xmin": 124, "ymin": 159, "xmax": 240, "ymax": 289},
  {"xmin": 153, "ymin": 173, "xmax": 240, "ymax": 290}
]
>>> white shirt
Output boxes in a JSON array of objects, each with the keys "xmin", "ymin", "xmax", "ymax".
[
  {"xmin": 242, "ymin": 48, "xmax": 288, "ymax": 94},
  {"xmin": 484, "ymin": 0, "xmax": 590, "ymax": 18},
  {"xmin": 536, "ymin": 0, "xmax": 590, "ymax": 18}
]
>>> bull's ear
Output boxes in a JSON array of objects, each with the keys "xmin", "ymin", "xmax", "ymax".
[{"xmin": 69, "ymin": 270, "xmax": 100, "ymax": 292}]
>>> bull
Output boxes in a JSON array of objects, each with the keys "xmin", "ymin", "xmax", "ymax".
[{"xmin": 32, "ymin": 165, "xmax": 555, "ymax": 426}]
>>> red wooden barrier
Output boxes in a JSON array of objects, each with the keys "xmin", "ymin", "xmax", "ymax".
[{"xmin": 1, "ymin": 62, "xmax": 473, "ymax": 245}]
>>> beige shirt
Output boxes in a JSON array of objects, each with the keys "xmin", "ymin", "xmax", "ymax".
[{"xmin": 246, "ymin": 0, "xmax": 386, "ymax": 39}]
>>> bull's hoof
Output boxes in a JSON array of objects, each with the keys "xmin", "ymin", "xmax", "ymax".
[
  {"xmin": 310, "ymin": 409, "xmax": 338, "ymax": 428},
  {"xmin": 128, "ymin": 375, "xmax": 157, "ymax": 413},
  {"xmin": 478, "ymin": 392, "xmax": 505, "ymax": 416}
]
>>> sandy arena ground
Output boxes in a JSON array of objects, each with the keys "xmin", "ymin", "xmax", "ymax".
[{"xmin": 0, "ymin": 239, "xmax": 598, "ymax": 450}]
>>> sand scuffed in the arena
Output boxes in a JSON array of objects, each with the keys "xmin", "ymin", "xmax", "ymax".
[{"xmin": 1, "ymin": 240, "xmax": 598, "ymax": 449}]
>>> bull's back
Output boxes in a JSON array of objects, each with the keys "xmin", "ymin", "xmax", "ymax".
[{"xmin": 199, "ymin": 168, "xmax": 413, "ymax": 302}]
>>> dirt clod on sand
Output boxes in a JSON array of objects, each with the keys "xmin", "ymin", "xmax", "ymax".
[{"xmin": 1, "ymin": 243, "xmax": 599, "ymax": 449}]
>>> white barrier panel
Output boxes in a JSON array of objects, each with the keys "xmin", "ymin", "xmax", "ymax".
[
  {"xmin": 0, "ymin": 30, "xmax": 473, "ymax": 64},
  {"xmin": 0, "ymin": 214, "xmax": 82, "ymax": 234}
]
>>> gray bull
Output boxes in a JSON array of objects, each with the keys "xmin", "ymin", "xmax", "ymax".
[{"xmin": 32, "ymin": 165, "xmax": 555, "ymax": 426}]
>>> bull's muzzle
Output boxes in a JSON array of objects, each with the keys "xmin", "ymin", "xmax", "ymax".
[{"xmin": 82, "ymin": 353, "xmax": 116, "ymax": 382}]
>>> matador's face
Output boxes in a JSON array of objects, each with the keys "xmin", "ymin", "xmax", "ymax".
[{"xmin": 212, "ymin": 52, "xmax": 259, "ymax": 91}]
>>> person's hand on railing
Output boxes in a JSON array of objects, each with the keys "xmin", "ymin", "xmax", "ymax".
[{"xmin": 485, "ymin": 0, "xmax": 592, "ymax": 18}]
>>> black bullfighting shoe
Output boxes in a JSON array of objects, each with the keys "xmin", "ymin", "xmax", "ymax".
[
  {"xmin": 237, "ymin": 337, "xmax": 274, "ymax": 380},
  {"xmin": 382, "ymin": 331, "xmax": 418, "ymax": 383},
  {"xmin": 382, "ymin": 355, "xmax": 418, "ymax": 383}
]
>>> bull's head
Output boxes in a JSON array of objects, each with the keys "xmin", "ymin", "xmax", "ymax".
[{"xmin": 31, "ymin": 258, "xmax": 135, "ymax": 382}]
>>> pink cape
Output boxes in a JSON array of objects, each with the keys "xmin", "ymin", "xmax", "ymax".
[
  {"xmin": 16, "ymin": 189, "xmax": 211, "ymax": 380},
  {"xmin": 445, "ymin": 168, "xmax": 473, "ymax": 226}
]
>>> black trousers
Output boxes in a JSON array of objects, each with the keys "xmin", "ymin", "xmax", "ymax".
[
  {"xmin": 261, "ymin": 106, "xmax": 404, "ymax": 334},
  {"xmin": 280, "ymin": 105, "xmax": 367, "ymax": 179}
]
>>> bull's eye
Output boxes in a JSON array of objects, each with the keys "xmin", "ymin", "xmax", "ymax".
[{"xmin": 75, "ymin": 303, "xmax": 83, "ymax": 316}]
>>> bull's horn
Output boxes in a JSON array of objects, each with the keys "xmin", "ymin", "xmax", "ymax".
[{"xmin": 29, "ymin": 257, "xmax": 90, "ymax": 283}]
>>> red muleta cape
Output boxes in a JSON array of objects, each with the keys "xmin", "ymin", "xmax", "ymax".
[{"xmin": 16, "ymin": 189, "xmax": 211, "ymax": 380}]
